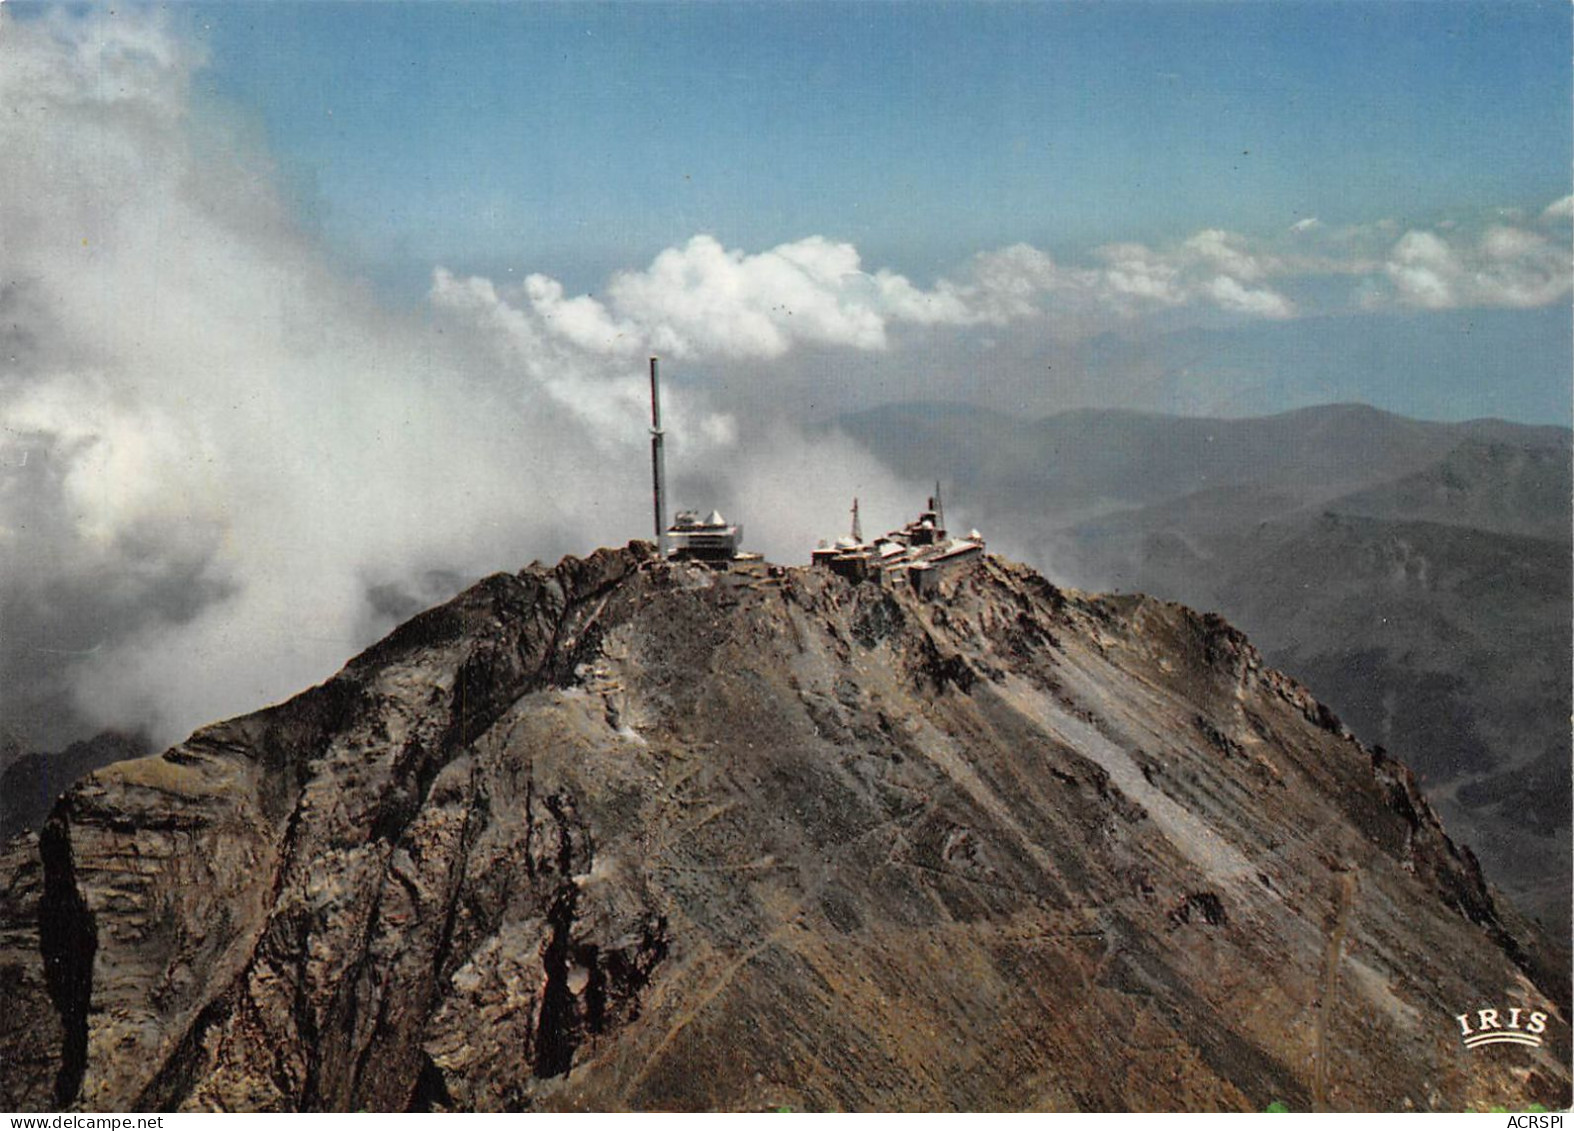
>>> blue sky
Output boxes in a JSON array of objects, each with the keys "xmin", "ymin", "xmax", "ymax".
[{"xmin": 187, "ymin": 1, "xmax": 1572, "ymax": 292}]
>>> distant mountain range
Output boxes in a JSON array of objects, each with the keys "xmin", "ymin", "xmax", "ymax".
[
  {"xmin": 838, "ymin": 402, "xmax": 1572, "ymax": 928},
  {"xmin": 0, "ymin": 732, "xmax": 150, "ymax": 841}
]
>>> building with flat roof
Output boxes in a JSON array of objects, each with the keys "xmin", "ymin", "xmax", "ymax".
[
  {"xmin": 667, "ymin": 509, "xmax": 744, "ymax": 562},
  {"xmin": 812, "ymin": 487, "xmax": 984, "ymax": 594}
]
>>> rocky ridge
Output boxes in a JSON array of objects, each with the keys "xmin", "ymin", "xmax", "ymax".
[
  {"xmin": 839, "ymin": 403, "xmax": 1573, "ymax": 928},
  {"xmin": 0, "ymin": 544, "xmax": 1566, "ymax": 1111}
]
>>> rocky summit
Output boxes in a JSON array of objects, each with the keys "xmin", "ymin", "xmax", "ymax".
[{"xmin": 0, "ymin": 544, "xmax": 1567, "ymax": 1112}]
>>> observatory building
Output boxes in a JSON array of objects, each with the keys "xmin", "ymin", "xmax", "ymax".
[
  {"xmin": 812, "ymin": 488, "xmax": 985, "ymax": 595},
  {"xmin": 666, "ymin": 508, "xmax": 744, "ymax": 562},
  {"xmin": 644, "ymin": 355, "xmax": 974, "ymax": 580},
  {"xmin": 647, "ymin": 356, "xmax": 748, "ymax": 564}
]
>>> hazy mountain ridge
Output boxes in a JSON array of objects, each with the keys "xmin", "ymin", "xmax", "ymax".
[
  {"xmin": 0, "ymin": 733, "xmax": 152, "ymax": 842},
  {"xmin": 838, "ymin": 403, "xmax": 1572, "ymax": 927},
  {"xmin": 838, "ymin": 402, "xmax": 1567, "ymax": 513},
  {"xmin": 1331, "ymin": 438, "xmax": 1572, "ymax": 541},
  {"xmin": 0, "ymin": 545, "xmax": 1566, "ymax": 1111}
]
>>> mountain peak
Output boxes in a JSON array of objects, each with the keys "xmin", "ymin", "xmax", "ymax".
[{"xmin": 1, "ymin": 545, "xmax": 1565, "ymax": 1111}]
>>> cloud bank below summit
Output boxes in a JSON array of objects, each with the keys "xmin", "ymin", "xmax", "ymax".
[
  {"xmin": 1, "ymin": 8, "xmax": 1568, "ymax": 753},
  {"xmin": 0, "ymin": 11, "xmax": 921, "ymax": 750}
]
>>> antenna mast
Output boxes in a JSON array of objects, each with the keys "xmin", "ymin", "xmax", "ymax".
[
  {"xmin": 851, "ymin": 497, "xmax": 862, "ymax": 543},
  {"xmin": 650, "ymin": 357, "xmax": 669, "ymax": 559}
]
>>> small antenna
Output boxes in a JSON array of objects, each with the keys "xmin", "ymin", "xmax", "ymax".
[
  {"xmin": 851, "ymin": 497, "xmax": 862, "ymax": 543},
  {"xmin": 650, "ymin": 357, "xmax": 668, "ymax": 558}
]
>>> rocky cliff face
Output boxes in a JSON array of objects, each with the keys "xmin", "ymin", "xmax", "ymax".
[{"xmin": 1, "ymin": 545, "xmax": 1566, "ymax": 1111}]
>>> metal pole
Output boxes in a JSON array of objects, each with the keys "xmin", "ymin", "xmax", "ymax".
[{"xmin": 650, "ymin": 357, "xmax": 668, "ymax": 558}]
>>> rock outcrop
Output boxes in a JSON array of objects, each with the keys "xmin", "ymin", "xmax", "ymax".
[{"xmin": 1, "ymin": 545, "xmax": 1566, "ymax": 1111}]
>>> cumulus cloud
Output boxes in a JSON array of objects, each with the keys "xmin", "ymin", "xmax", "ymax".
[
  {"xmin": 430, "ymin": 233, "xmax": 993, "ymax": 370},
  {"xmin": 1031, "ymin": 212, "xmax": 1571, "ymax": 319},
  {"xmin": 1204, "ymin": 276, "xmax": 1294, "ymax": 319},
  {"xmin": 967, "ymin": 244, "xmax": 1066, "ymax": 317},
  {"xmin": 438, "ymin": 222, "xmax": 1308, "ymax": 388},
  {"xmin": 1076, "ymin": 235, "xmax": 1293, "ymax": 318},
  {"xmin": 1181, "ymin": 229, "xmax": 1278, "ymax": 282},
  {"xmin": 1542, "ymin": 194, "xmax": 1574, "ymax": 221},
  {"xmin": 1384, "ymin": 224, "xmax": 1571, "ymax": 310},
  {"xmin": 1094, "ymin": 243, "xmax": 1189, "ymax": 306},
  {"xmin": 618, "ymin": 235, "xmax": 900, "ymax": 357}
]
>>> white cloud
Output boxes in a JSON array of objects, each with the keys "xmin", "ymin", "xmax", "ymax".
[
  {"xmin": 609, "ymin": 235, "xmax": 892, "ymax": 357},
  {"xmin": 1481, "ymin": 225, "xmax": 1543, "ymax": 262},
  {"xmin": 1542, "ymin": 194, "xmax": 1574, "ymax": 221},
  {"xmin": 969, "ymin": 244, "xmax": 1065, "ymax": 306},
  {"xmin": 1386, "ymin": 230, "xmax": 1461, "ymax": 309},
  {"xmin": 871, "ymin": 270, "xmax": 977, "ymax": 326},
  {"xmin": 1205, "ymin": 275, "xmax": 1293, "ymax": 319},
  {"xmin": 1081, "ymin": 235, "xmax": 1292, "ymax": 319},
  {"xmin": 0, "ymin": 8, "xmax": 953, "ymax": 748},
  {"xmin": 1095, "ymin": 242, "xmax": 1188, "ymax": 306},
  {"xmin": 522, "ymin": 274, "xmax": 640, "ymax": 357},
  {"xmin": 0, "ymin": 10, "xmax": 708, "ymax": 745},
  {"xmin": 1182, "ymin": 229, "xmax": 1274, "ymax": 282},
  {"xmin": 434, "ymin": 234, "xmax": 990, "ymax": 367},
  {"xmin": 432, "ymin": 221, "xmax": 1313, "ymax": 387},
  {"xmin": 1384, "ymin": 225, "xmax": 1571, "ymax": 310}
]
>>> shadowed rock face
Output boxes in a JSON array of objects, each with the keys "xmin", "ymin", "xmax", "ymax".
[{"xmin": 0, "ymin": 545, "xmax": 1567, "ymax": 1112}]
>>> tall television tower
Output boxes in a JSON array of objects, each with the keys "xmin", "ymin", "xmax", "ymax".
[{"xmin": 649, "ymin": 357, "xmax": 668, "ymax": 558}]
